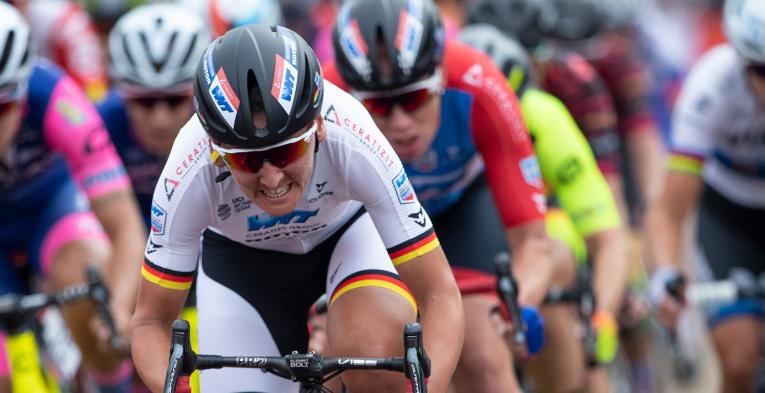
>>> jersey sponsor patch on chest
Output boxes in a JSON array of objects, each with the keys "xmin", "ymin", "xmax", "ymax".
[
  {"xmin": 392, "ymin": 169, "xmax": 415, "ymax": 204},
  {"xmin": 520, "ymin": 155, "xmax": 543, "ymax": 188},
  {"xmin": 245, "ymin": 209, "xmax": 325, "ymax": 242}
]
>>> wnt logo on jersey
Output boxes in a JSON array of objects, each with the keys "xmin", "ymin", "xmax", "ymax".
[
  {"xmin": 271, "ymin": 55, "xmax": 298, "ymax": 114},
  {"xmin": 393, "ymin": 169, "xmax": 415, "ymax": 204},
  {"xmin": 151, "ymin": 203, "xmax": 167, "ymax": 235},
  {"xmin": 247, "ymin": 209, "xmax": 319, "ymax": 231},
  {"xmin": 209, "ymin": 68, "xmax": 240, "ymax": 128}
]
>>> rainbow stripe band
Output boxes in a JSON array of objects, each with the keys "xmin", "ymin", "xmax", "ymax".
[
  {"xmin": 667, "ymin": 152, "xmax": 704, "ymax": 176},
  {"xmin": 388, "ymin": 229, "xmax": 440, "ymax": 266},
  {"xmin": 329, "ymin": 271, "xmax": 417, "ymax": 314},
  {"xmin": 141, "ymin": 260, "xmax": 194, "ymax": 290}
]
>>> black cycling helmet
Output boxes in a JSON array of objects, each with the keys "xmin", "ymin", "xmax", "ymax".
[
  {"xmin": 459, "ymin": 24, "xmax": 534, "ymax": 96},
  {"xmin": 194, "ymin": 24, "xmax": 324, "ymax": 149},
  {"xmin": 332, "ymin": 0, "xmax": 445, "ymax": 92},
  {"xmin": 546, "ymin": 0, "xmax": 604, "ymax": 41},
  {"xmin": 467, "ymin": 0, "xmax": 546, "ymax": 49}
]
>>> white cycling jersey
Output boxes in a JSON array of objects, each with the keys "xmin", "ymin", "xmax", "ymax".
[
  {"xmin": 142, "ymin": 81, "xmax": 437, "ymax": 288},
  {"xmin": 671, "ymin": 44, "xmax": 765, "ymax": 209}
]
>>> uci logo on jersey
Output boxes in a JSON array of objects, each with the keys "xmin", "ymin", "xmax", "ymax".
[
  {"xmin": 392, "ymin": 169, "xmax": 415, "ymax": 204},
  {"xmin": 151, "ymin": 203, "xmax": 167, "ymax": 235},
  {"xmin": 271, "ymin": 55, "xmax": 299, "ymax": 114},
  {"xmin": 209, "ymin": 68, "xmax": 240, "ymax": 128},
  {"xmin": 247, "ymin": 209, "xmax": 319, "ymax": 231}
]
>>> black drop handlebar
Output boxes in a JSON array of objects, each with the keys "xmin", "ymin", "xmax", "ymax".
[{"xmin": 164, "ymin": 319, "xmax": 431, "ymax": 393}]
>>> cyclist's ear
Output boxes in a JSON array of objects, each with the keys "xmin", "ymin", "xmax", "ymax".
[{"xmin": 316, "ymin": 117, "xmax": 327, "ymax": 143}]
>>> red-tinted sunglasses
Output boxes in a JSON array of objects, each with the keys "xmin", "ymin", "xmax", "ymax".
[
  {"xmin": 128, "ymin": 94, "xmax": 191, "ymax": 109},
  {"xmin": 354, "ymin": 70, "xmax": 443, "ymax": 117},
  {"xmin": 211, "ymin": 122, "xmax": 318, "ymax": 173},
  {"xmin": 748, "ymin": 63, "xmax": 765, "ymax": 78}
]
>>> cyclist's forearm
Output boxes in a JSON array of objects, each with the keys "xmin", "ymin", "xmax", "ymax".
[
  {"xmin": 625, "ymin": 128, "xmax": 666, "ymax": 214},
  {"xmin": 643, "ymin": 202, "xmax": 685, "ymax": 271},
  {"xmin": 131, "ymin": 321, "xmax": 173, "ymax": 393},
  {"xmin": 91, "ymin": 189, "xmax": 146, "ymax": 307},
  {"xmin": 507, "ymin": 226, "xmax": 554, "ymax": 307},
  {"xmin": 418, "ymin": 288, "xmax": 464, "ymax": 393},
  {"xmin": 587, "ymin": 228, "xmax": 629, "ymax": 315}
]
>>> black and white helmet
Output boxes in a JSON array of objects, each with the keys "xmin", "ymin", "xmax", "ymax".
[
  {"xmin": 194, "ymin": 25, "xmax": 324, "ymax": 148},
  {"xmin": 0, "ymin": 2, "xmax": 34, "ymax": 100},
  {"xmin": 724, "ymin": 0, "xmax": 765, "ymax": 64},
  {"xmin": 108, "ymin": 3, "xmax": 210, "ymax": 92},
  {"xmin": 459, "ymin": 24, "xmax": 534, "ymax": 96}
]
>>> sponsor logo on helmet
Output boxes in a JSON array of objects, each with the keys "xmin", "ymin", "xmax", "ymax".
[
  {"xmin": 313, "ymin": 72, "xmax": 322, "ymax": 105},
  {"xmin": 392, "ymin": 169, "xmax": 415, "ymax": 204},
  {"xmin": 339, "ymin": 11, "xmax": 371, "ymax": 78},
  {"xmin": 280, "ymin": 32, "xmax": 299, "ymax": 67},
  {"xmin": 395, "ymin": 9, "xmax": 424, "ymax": 75},
  {"xmin": 203, "ymin": 49, "xmax": 215, "ymax": 86},
  {"xmin": 209, "ymin": 67, "xmax": 240, "ymax": 128},
  {"xmin": 271, "ymin": 54, "xmax": 299, "ymax": 114}
]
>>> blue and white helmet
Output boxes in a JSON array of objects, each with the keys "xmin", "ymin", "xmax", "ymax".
[
  {"xmin": 108, "ymin": 3, "xmax": 211, "ymax": 92},
  {"xmin": 724, "ymin": 0, "xmax": 765, "ymax": 64},
  {"xmin": 0, "ymin": 2, "xmax": 34, "ymax": 100}
]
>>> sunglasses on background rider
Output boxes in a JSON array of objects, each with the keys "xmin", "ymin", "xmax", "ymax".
[
  {"xmin": 210, "ymin": 121, "xmax": 318, "ymax": 173},
  {"xmin": 352, "ymin": 70, "xmax": 443, "ymax": 117},
  {"xmin": 748, "ymin": 63, "xmax": 765, "ymax": 78},
  {"xmin": 127, "ymin": 94, "xmax": 192, "ymax": 109}
]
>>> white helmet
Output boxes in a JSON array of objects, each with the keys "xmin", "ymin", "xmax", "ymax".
[
  {"xmin": 459, "ymin": 24, "xmax": 535, "ymax": 95},
  {"xmin": 108, "ymin": 3, "xmax": 210, "ymax": 92},
  {"xmin": 0, "ymin": 2, "xmax": 34, "ymax": 100},
  {"xmin": 724, "ymin": 0, "xmax": 765, "ymax": 64},
  {"xmin": 207, "ymin": 0, "xmax": 283, "ymax": 37}
]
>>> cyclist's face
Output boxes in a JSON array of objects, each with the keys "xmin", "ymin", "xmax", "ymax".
[
  {"xmin": 0, "ymin": 99, "xmax": 23, "ymax": 155},
  {"xmin": 369, "ymin": 91, "xmax": 441, "ymax": 163},
  {"xmin": 227, "ymin": 120, "xmax": 326, "ymax": 217},
  {"xmin": 124, "ymin": 93, "xmax": 194, "ymax": 156}
]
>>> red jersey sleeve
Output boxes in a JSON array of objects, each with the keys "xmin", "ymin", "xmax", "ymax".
[{"xmin": 445, "ymin": 42, "xmax": 545, "ymax": 228}]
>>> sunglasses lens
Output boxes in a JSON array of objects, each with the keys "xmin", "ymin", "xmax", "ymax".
[
  {"xmin": 399, "ymin": 89, "xmax": 433, "ymax": 112},
  {"xmin": 362, "ymin": 88, "xmax": 434, "ymax": 116},
  {"xmin": 362, "ymin": 97, "xmax": 394, "ymax": 116},
  {"xmin": 220, "ymin": 136, "xmax": 313, "ymax": 173},
  {"xmin": 131, "ymin": 95, "xmax": 189, "ymax": 108},
  {"xmin": 749, "ymin": 64, "xmax": 765, "ymax": 78},
  {"xmin": 0, "ymin": 101, "xmax": 18, "ymax": 116}
]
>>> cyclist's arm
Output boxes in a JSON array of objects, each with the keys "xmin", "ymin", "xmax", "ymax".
[
  {"xmin": 463, "ymin": 51, "xmax": 553, "ymax": 307},
  {"xmin": 395, "ymin": 246, "xmax": 463, "ymax": 393},
  {"xmin": 43, "ymin": 72, "xmax": 145, "ymax": 321},
  {"xmin": 129, "ymin": 120, "xmax": 213, "ymax": 392},
  {"xmin": 643, "ymin": 53, "xmax": 718, "ymax": 272},
  {"xmin": 522, "ymin": 88, "xmax": 626, "ymax": 314},
  {"xmin": 131, "ymin": 281, "xmax": 189, "ymax": 393}
]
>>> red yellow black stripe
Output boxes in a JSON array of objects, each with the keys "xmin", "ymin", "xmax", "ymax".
[
  {"xmin": 329, "ymin": 270, "xmax": 417, "ymax": 314},
  {"xmin": 141, "ymin": 259, "xmax": 194, "ymax": 290},
  {"xmin": 387, "ymin": 229, "xmax": 439, "ymax": 266}
]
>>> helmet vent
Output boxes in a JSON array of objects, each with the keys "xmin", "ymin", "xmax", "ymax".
[
  {"xmin": 179, "ymin": 34, "xmax": 199, "ymax": 69},
  {"xmin": 0, "ymin": 31, "xmax": 15, "ymax": 76},
  {"xmin": 121, "ymin": 34, "xmax": 136, "ymax": 68}
]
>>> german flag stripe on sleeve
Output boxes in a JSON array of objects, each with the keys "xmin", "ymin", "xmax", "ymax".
[
  {"xmin": 667, "ymin": 151, "xmax": 704, "ymax": 176},
  {"xmin": 387, "ymin": 229, "xmax": 439, "ymax": 266},
  {"xmin": 141, "ymin": 260, "xmax": 194, "ymax": 290},
  {"xmin": 329, "ymin": 270, "xmax": 417, "ymax": 314}
]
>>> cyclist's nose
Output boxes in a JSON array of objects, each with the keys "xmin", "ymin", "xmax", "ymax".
[
  {"xmin": 388, "ymin": 105, "xmax": 415, "ymax": 130},
  {"xmin": 257, "ymin": 161, "xmax": 285, "ymax": 189}
]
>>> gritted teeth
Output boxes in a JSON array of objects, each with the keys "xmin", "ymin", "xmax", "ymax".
[{"xmin": 261, "ymin": 183, "xmax": 291, "ymax": 198}]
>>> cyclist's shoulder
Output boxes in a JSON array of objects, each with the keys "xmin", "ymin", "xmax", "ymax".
[
  {"xmin": 320, "ymin": 81, "xmax": 399, "ymax": 170},
  {"xmin": 443, "ymin": 40, "xmax": 506, "ymax": 91},
  {"xmin": 678, "ymin": 45, "xmax": 741, "ymax": 107}
]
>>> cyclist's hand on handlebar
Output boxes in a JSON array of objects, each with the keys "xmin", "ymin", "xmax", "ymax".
[
  {"xmin": 90, "ymin": 301, "xmax": 131, "ymax": 353},
  {"xmin": 648, "ymin": 266, "xmax": 685, "ymax": 329},
  {"xmin": 499, "ymin": 305, "xmax": 545, "ymax": 360},
  {"xmin": 592, "ymin": 310, "xmax": 618, "ymax": 364}
]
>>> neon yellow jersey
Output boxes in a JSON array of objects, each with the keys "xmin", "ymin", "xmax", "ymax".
[{"xmin": 520, "ymin": 88, "xmax": 621, "ymax": 261}]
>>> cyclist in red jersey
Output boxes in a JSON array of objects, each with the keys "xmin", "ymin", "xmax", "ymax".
[{"xmin": 325, "ymin": 0, "xmax": 556, "ymax": 391}]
